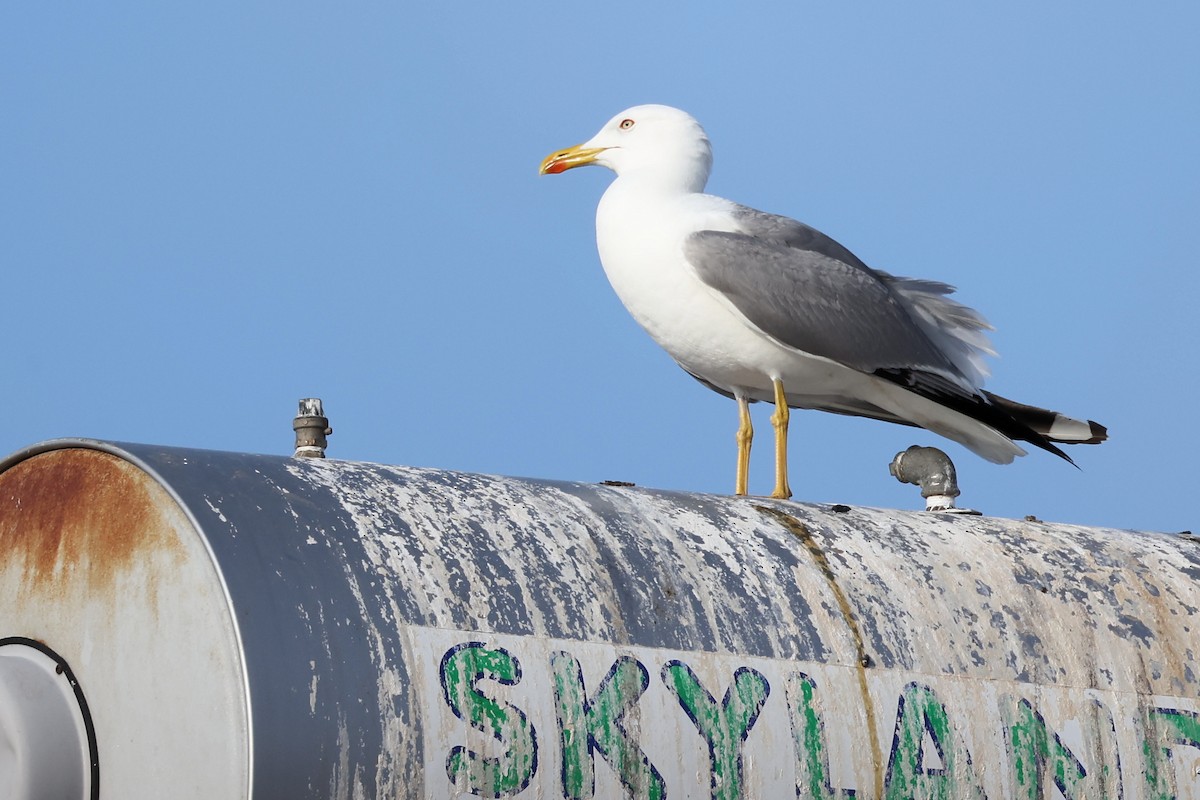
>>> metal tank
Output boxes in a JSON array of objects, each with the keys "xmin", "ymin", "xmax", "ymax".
[{"xmin": 0, "ymin": 437, "xmax": 1197, "ymax": 799}]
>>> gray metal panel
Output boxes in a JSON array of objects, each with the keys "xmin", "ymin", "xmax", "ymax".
[
  {"xmin": 116, "ymin": 443, "xmax": 846, "ymax": 798},
  {"xmin": 116, "ymin": 443, "xmax": 408, "ymax": 798},
  {"xmin": 7, "ymin": 439, "xmax": 1199, "ymax": 798}
]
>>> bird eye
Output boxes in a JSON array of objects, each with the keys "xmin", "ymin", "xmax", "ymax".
[{"xmin": 619, "ymin": 118, "xmax": 635, "ymax": 130}]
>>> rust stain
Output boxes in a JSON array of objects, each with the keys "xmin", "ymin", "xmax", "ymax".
[
  {"xmin": 0, "ymin": 449, "xmax": 184, "ymax": 604},
  {"xmin": 757, "ymin": 504, "xmax": 885, "ymax": 799}
]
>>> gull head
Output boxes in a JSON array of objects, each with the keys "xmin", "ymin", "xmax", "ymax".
[{"xmin": 540, "ymin": 104, "xmax": 713, "ymax": 193}]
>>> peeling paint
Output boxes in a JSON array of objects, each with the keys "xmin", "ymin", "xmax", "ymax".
[
  {"xmin": 756, "ymin": 503, "xmax": 886, "ymax": 799},
  {"xmin": 3, "ymin": 440, "xmax": 1199, "ymax": 799}
]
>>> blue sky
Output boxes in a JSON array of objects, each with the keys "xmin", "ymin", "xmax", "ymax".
[{"xmin": 3, "ymin": 3, "xmax": 1196, "ymax": 533}]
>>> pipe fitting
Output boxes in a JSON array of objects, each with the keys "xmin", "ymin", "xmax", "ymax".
[
  {"xmin": 889, "ymin": 446, "xmax": 976, "ymax": 513},
  {"xmin": 293, "ymin": 398, "xmax": 332, "ymax": 458}
]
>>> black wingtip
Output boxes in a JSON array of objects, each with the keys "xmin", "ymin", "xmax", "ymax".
[
  {"xmin": 1038, "ymin": 438, "xmax": 1079, "ymax": 469},
  {"xmin": 877, "ymin": 373, "xmax": 1103, "ymax": 468},
  {"xmin": 1083, "ymin": 420, "xmax": 1108, "ymax": 445}
]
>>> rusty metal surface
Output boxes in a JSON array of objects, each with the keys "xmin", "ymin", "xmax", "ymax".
[
  {"xmin": 0, "ymin": 448, "xmax": 183, "ymax": 602},
  {"xmin": 0, "ymin": 447, "xmax": 249, "ymax": 798},
  {"xmin": 3, "ymin": 439, "xmax": 1199, "ymax": 798}
]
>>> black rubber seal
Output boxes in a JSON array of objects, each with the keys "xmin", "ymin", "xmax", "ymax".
[{"xmin": 0, "ymin": 636, "xmax": 100, "ymax": 800}]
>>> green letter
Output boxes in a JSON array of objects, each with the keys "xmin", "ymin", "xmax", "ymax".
[
  {"xmin": 786, "ymin": 672, "xmax": 847, "ymax": 799},
  {"xmin": 884, "ymin": 683, "xmax": 983, "ymax": 800},
  {"xmin": 552, "ymin": 652, "xmax": 666, "ymax": 799},
  {"xmin": 1005, "ymin": 697, "xmax": 1098, "ymax": 799},
  {"xmin": 441, "ymin": 642, "xmax": 537, "ymax": 797},
  {"xmin": 662, "ymin": 660, "xmax": 770, "ymax": 800},
  {"xmin": 1144, "ymin": 707, "xmax": 1200, "ymax": 800}
]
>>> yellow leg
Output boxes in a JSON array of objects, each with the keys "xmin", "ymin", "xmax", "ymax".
[
  {"xmin": 735, "ymin": 394, "xmax": 752, "ymax": 496},
  {"xmin": 770, "ymin": 378, "xmax": 792, "ymax": 500}
]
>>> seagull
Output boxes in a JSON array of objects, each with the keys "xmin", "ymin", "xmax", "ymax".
[{"xmin": 540, "ymin": 105, "xmax": 1106, "ymax": 499}]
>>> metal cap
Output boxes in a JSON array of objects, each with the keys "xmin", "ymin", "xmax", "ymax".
[{"xmin": 293, "ymin": 398, "xmax": 332, "ymax": 458}]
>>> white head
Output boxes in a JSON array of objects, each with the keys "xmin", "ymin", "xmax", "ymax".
[{"xmin": 540, "ymin": 105, "xmax": 713, "ymax": 193}]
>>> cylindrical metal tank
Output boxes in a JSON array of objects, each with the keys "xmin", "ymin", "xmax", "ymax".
[{"xmin": 0, "ymin": 438, "xmax": 1197, "ymax": 799}]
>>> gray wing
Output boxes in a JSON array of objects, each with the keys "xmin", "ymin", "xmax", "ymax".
[
  {"xmin": 688, "ymin": 208, "xmax": 1078, "ymax": 460},
  {"xmin": 729, "ymin": 205, "xmax": 875, "ymax": 271},
  {"xmin": 684, "ymin": 228, "xmax": 966, "ymax": 382},
  {"xmin": 696, "ymin": 204, "xmax": 996, "ymax": 389}
]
